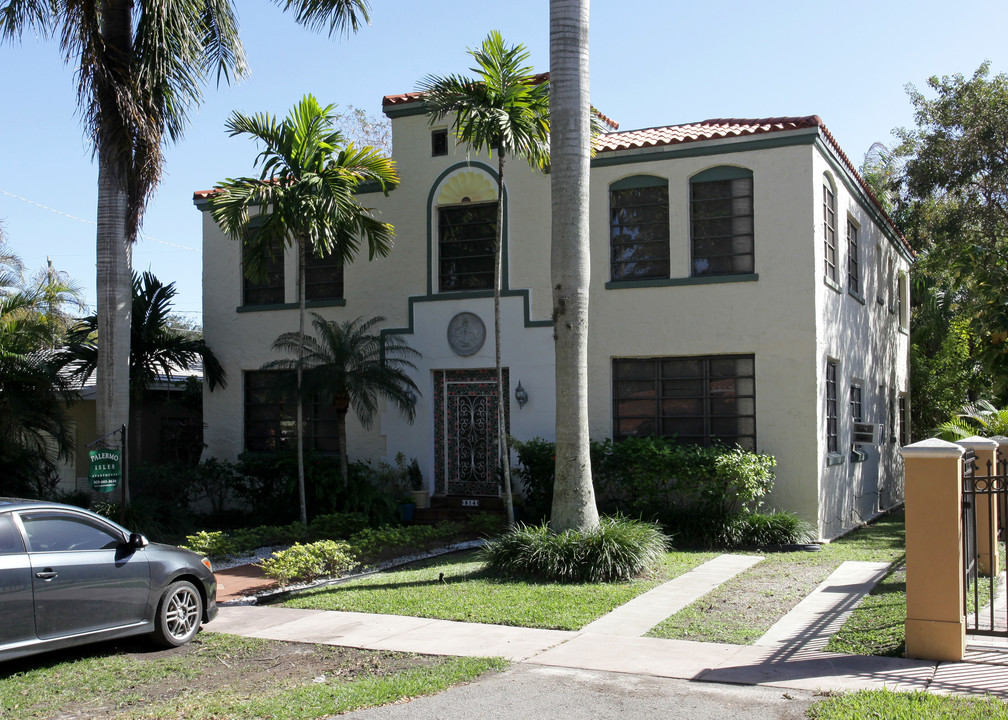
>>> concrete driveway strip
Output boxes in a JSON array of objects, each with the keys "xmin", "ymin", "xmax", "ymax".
[
  {"xmin": 342, "ymin": 664, "xmax": 815, "ymax": 720},
  {"xmin": 755, "ymin": 561, "xmax": 891, "ymax": 651},
  {"xmin": 581, "ymin": 554, "xmax": 764, "ymax": 637}
]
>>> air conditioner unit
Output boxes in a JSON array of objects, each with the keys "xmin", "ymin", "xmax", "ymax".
[{"xmin": 852, "ymin": 422, "xmax": 882, "ymax": 446}]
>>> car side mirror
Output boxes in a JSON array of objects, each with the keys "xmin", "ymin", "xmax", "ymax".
[{"xmin": 129, "ymin": 532, "xmax": 149, "ymax": 549}]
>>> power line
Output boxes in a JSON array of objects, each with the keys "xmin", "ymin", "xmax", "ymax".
[{"xmin": 0, "ymin": 188, "xmax": 199, "ymax": 252}]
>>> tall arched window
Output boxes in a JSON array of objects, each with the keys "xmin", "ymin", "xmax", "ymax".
[
  {"xmin": 434, "ymin": 170, "xmax": 498, "ymax": 292},
  {"xmin": 690, "ymin": 166, "xmax": 754, "ymax": 276},
  {"xmin": 609, "ymin": 175, "xmax": 669, "ymax": 281}
]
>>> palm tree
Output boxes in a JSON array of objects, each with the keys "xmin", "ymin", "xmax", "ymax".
[
  {"xmin": 549, "ymin": 0, "xmax": 599, "ymax": 532},
  {"xmin": 62, "ymin": 271, "xmax": 227, "ymax": 468},
  {"xmin": 208, "ymin": 94, "xmax": 398, "ymax": 524},
  {"xmin": 418, "ymin": 31, "xmax": 550, "ymax": 526},
  {"xmin": 264, "ymin": 313, "xmax": 420, "ymax": 499},
  {"xmin": 0, "ymin": 242, "xmax": 80, "ymax": 496},
  {"xmin": 0, "ymin": 0, "xmax": 372, "ymax": 461}
]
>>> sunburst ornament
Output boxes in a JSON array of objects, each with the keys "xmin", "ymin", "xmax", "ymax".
[{"xmin": 436, "ymin": 171, "xmax": 496, "ymax": 205}]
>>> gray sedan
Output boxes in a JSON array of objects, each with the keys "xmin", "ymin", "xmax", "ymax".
[{"xmin": 0, "ymin": 499, "xmax": 217, "ymax": 662}]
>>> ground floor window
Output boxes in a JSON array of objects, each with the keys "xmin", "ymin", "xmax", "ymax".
[
  {"xmin": 244, "ymin": 371, "xmax": 340, "ymax": 453},
  {"xmin": 612, "ymin": 355, "xmax": 755, "ymax": 450},
  {"xmin": 826, "ymin": 361, "xmax": 838, "ymax": 455}
]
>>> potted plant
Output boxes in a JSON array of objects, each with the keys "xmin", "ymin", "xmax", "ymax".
[{"xmin": 408, "ymin": 458, "xmax": 428, "ymax": 509}]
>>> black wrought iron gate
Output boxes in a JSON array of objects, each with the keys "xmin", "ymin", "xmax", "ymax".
[{"xmin": 961, "ymin": 448, "xmax": 1008, "ymax": 637}]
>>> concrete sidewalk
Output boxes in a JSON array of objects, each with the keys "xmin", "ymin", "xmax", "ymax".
[{"xmin": 207, "ymin": 555, "xmax": 1008, "ymax": 699}]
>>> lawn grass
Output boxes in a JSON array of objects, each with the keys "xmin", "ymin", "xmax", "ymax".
[
  {"xmin": 647, "ymin": 511, "xmax": 906, "ymax": 645},
  {"xmin": 809, "ymin": 689, "xmax": 1008, "ymax": 719},
  {"xmin": 0, "ymin": 632, "xmax": 505, "ymax": 720},
  {"xmin": 283, "ymin": 548, "xmax": 715, "ymax": 630}
]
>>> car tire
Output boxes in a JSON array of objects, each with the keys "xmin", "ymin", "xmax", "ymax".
[{"xmin": 153, "ymin": 580, "xmax": 203, "ymax": 647}]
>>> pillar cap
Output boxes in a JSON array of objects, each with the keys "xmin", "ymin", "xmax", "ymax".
[
  {"xmin": 957, "ymin": 435, "xmax": 999, "ymax": 450},
  {"xmin": 900, "ymin": 438, "xmax": 966, "ymax": 459}
]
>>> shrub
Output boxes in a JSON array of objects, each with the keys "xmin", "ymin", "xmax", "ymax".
[
  {"xmin": 257, "ymin": 540, "xmax": 356, "ymax": 587},
  {"xmin": 347, "ymin": 522, "xmax": 463, "ymax": 563},
  {"xmin": 722, "ymin": 511, "xmax": 816, "ymax": 547},
  {"xmin": 308, "ymin": 512, "xmax": 370, "ymax": 539},
  {"xmin": 480, "ymin": 516, "xmax": 669, "ymax": 583},
  {"xmin": 183, "ymin": 530, "xmax": 236, "ymax": 558}
]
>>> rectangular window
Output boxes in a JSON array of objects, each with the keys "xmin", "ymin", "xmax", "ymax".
[
  {"xmin": 610, "ymin": 182, "xmax": 670, "ymax": 280},
  {"xmin": 438, "ymin": 203, "xmax": 496, "ymax": 292},
  {"xmin": 242, "ymin": 236, "xmax": 285, "ymax": 306},
  {"xmin": 823, "ymin": 184, "xmax": 837, "ymax": 283},
  {"xmin": 889, "ymin": 393, "xmax": 896, "ymax": 441},
  {"xmin": 304, "ymin": 249, "xmax": 343, "ymax": 301},
  {"xmin": 612, "ymin": 355, "xmax": 755, "ymax": 450},
  {"xmin": 244, "ymin": 371, "xmax": 339, "ymax": 453},
  {"xmin": 897, "ymin": 272, "xmax": 908, "ymax": 330},
  {"xmin": 690, "ymin": 177, "xmax": 754, "ymax": 276},
  {"xmin": 431, "ymin": 129, "xmax": 448, "ymax": 157},
  {"xmin": 898, "ymin": 394, "xmax": 909, "ymax": 445},
  {"xmin": 887, "ymin": 258, "xmax": 895, "ymax": 312},
  {"xmin": 826, "ymin": 360, "xmax": 839, "ymax": 454},
  {"xmin": 847, "ymin": 220, "xmax": 860, "ymax": 295}
]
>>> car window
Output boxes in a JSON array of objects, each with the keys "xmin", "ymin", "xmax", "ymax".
[
  {"xmin": 20, "ymin": 513, "xmax": 122, "ymax": 552},
  {"xmin": 0, "ymin": 514, "xmax": 24, "ymax": 554}
]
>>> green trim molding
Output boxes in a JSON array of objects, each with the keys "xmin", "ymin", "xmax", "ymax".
[
  {"xmin": 236, "ymin": 298, "xmax": 347, "ymax": 313},
  {"xmin": 606, "ymin": 273, "xmax": 758, "ymax": 290}
]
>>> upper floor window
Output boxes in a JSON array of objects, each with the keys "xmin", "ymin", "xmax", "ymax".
[
  {"xmin": 305, "ymin": 249, "xmax": 343, "ymax": 301},
  {"xmin": 690, "ymin": 167, "xmax": 754, "ymax": 276},
  {"xmin": 897, "ymin": 271, "xmax": 909, "ymax": 331},
  {"xmin": 438, "ymin": 202, "xmax": 496, "ymax": 292},
  {"xmin": 242, "ymin": 234, "xmax": 284, "ymax": 306},
  {"xmin": 609, "ymin": 176, "xmax": 669, "ymax": 281},
  {"xmin": 823, "ymin": 177, "xmax": 838, "ymax": 284},
  {"xmin": 613, "ymin": 354, "xmax": 756, "ymax": 450},
  {"xmin": 431, "ymin": 129, "xmax": 448, "ymax": 157},
  {"xmin": 847, "ymin": 219, "xmax": 860, "ymax": 295},
  {"xmin": 887, "ymin": 258, "xmax": 896, "ymax": 313}
]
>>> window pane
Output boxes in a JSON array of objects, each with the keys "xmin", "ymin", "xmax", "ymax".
[
  {"xmin": 0, "ymin": 515, "xmax": 24, "ymax": 554},
  {"xmin": 610, "ymin": 184, "xmax": 669, "ymax": 281},
  {"xmin": 22, "ymin": 514, "xmax": 121, "ymax": 552},
  {"xmin": 691, "ymin": 174, "xmax": 753, "ymax": 277},
  {"xmin": 439, "ymin": 203, "xmax": 496, "ymax": 291}
]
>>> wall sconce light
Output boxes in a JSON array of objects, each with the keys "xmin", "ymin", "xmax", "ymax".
[
  {"xmin": 515, "ymin": 381, "xmax": 529, "ymax": 409},
  {"xmin": 406, "ymin": 390, "xmax": 418, "ymax": 408}
]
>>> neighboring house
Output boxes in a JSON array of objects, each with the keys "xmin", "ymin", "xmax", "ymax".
[
  {"xmin": 195, "ymin": 94, "xmax": 912, "ymax": 540},
  {"xmin": 57, "ymin": 366, "xmax": 205, "ymax": 493}
]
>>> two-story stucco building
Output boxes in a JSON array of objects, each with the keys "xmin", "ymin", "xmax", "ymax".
[{"xmin": 195, "ymin": 93, "xmax": 912, "ymax": 541}]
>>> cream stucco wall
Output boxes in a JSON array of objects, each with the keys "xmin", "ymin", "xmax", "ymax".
[{"xmin": 198, "ymin": 107, "xmax": 909, "ymax": 539}]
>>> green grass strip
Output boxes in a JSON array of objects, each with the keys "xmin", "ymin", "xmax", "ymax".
[
  {"xmin": 123, "ymin": 657, "xmax": 507, "ymax": 720},
  {"xmin": 283, "ymin": 549, "xmax": 713, "ymax": 630},
  {"xmin": 809, "ymin": 689, "xmax": 1008, "ymax": 719},
  {"xmin": 648, "ymin": 512, "xmax": 907, "ymax": 645}
]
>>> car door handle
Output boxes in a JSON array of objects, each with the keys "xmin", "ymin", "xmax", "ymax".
[{"xmin": 35, "ymin": 569, "xmax": 58, "ymax": 580}]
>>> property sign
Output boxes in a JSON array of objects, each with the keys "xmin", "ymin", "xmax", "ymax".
[{"xmin": 88, "ymin": 449, "xmax": 121, "ymax": 493}]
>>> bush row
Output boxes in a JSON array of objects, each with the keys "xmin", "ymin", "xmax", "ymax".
[{"xmin": 512, "ymin": 436, "xmax": 811, "ymax": 547}]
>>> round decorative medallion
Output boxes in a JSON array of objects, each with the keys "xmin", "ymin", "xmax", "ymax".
[{"xmin": 447, "ymin": 312, "xmax": 486, "ymax": 356}]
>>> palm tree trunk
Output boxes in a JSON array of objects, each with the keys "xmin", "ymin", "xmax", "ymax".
[
  {"xmin": 496, "ymin": 154, "xmax": 516, "ymax": 526},
  {"xmin": 96, "ymin": 0, "xmax": 134, "ymax": 505},
  {"xmin": 337, "ymin": 409, "xmax": 349, "ymax": 495},
  {"xmin": 296, "ymin": 237, "xmax": 307, "ymax": 524},
  {"xmin": 549, "ymin": 0, "xmax": 600, "ymax": 532}
]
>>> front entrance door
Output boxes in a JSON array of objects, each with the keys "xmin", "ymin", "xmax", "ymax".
[{"xmin": 434, "ymin": 369, "xmax": 509, "ymax": 496}]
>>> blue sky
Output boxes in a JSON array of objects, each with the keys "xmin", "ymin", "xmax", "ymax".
[{"xmin": 1, "ymin": 0, "xmax": 1005, "ymax": 321}]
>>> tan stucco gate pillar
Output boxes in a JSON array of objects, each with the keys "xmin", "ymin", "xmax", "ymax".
[
  {"xmin": 900, "ymin": 438, "xmax": 965, "ymax": 661},
  {"xmin": 958, "ymin": 435, "xmax": 1000, "ymax": 577}
]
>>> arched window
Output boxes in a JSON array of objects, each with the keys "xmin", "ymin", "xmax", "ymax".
[
  {"xmin": 435, "ymin": 170, "xmax": 498, "ymax": 292},
  {"xmin": 609, "ymin": 175, "xmax": 669, "ymax": 281},
  {"xmin": 690, "ymin": 166, "xmax": 754, "ymax": 276}
]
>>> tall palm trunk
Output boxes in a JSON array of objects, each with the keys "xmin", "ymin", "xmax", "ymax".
[
  {"xmin": 296, "ymin": 236, "xmax": 308, "ymax": 524},
  {"xmin": 495, "ymin": 154, "xmax": 515, "ymax": 526},
  {"xmin": 549, "ymin": 0, "xmax": 599, "ymax": 532},
  {"xmin": 96, "ymin": 0, "xmax": 134, "ymax": 503}
]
